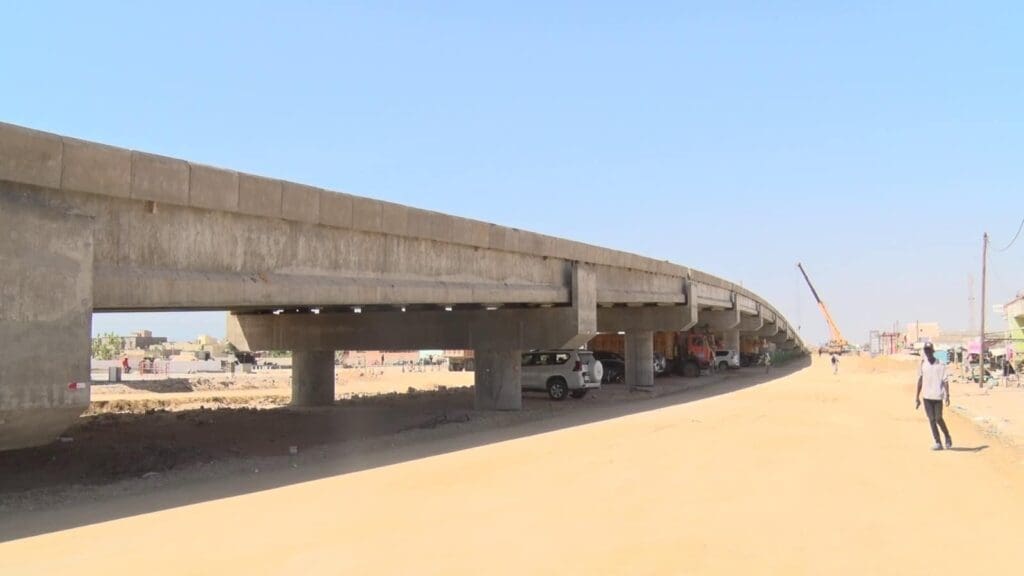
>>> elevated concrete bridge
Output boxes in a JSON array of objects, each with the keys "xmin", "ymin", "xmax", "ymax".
[{"xmin": 0, "ymin": 122, "xmax": 804, "ymax": 450}]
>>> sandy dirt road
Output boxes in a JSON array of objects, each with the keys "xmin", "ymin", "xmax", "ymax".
[{"xmin": 2, "ymin": 356, "xmax": 1023, "ymax": 575}]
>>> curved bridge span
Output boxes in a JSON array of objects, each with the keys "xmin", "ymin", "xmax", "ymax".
[{"xmin": 0, "ymin": 122, "xmax": 803, "ymax": 450}]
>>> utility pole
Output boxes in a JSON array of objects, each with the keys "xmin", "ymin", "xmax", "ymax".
[{"xmin": 979, "ymin": 232, "xmax": 989, "ymax": 387}]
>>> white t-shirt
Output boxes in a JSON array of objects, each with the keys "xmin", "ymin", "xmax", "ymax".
[{"xmin": 919, "ymin": 359, "xmax": 946, "ymax": 400}]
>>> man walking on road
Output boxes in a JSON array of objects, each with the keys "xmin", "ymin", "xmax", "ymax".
[
  {"xmin": 916, "ymin": 343, "xmax": 953, "ymax": 450},
  {"xmin": 830, "ymin": 353, "xmax": 839, "ymax": 375}
]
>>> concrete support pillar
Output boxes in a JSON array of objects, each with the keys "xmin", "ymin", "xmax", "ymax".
[
  {"xmin": 474, "ymin": 348, "xmax": 522, "ymax": 410},
  {"xmin": 291, "ymin": 350, "xmax": 336, "ymax": 406},
  {"xmin": 1, "ymin": 187, "xmax": 93, "ymax": 450},
  {"xmin": 725, "ymin": 329, "xmax": 740, "ymax": 353},
  {"xmin": 625, "ymin": 331, "xmax": 655, "ymax": 390}
]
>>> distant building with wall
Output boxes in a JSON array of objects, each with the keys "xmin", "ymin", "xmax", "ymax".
[
  {"xmin": 904, "ymin": 322, "xmax": 941, "ymax": 344},
  {"xmin": 122, "ymin": 330, "xmax": 168, "ymax": 350},
  {"xmin": 1005, "ymin": 292, "xmax": 1024, "ymax": 357},
  {"xmin": 932, "ymin": 330, "xmax": 975, "ymax": 348}
]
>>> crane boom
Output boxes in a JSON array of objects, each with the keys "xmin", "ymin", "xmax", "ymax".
[
  {"xmin": 797, "ymin": 262, "xmax": 848, "ymax": 351},
  {"xmin": 797, "ymin": 263, "xmax": 823, "ymax": 304}
]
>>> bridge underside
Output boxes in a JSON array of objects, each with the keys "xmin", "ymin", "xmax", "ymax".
[{"xmin": 0, "ymin": 121, "xmax": 802, "ymax": 451}]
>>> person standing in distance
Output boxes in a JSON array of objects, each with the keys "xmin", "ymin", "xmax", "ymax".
[
  {"xmin": 830, "ymin": 353, "xmax": 839, "ymax": 375},
  {"xmin": 916, "ymin": 343, "xmax": 953, "ymax": 450}
]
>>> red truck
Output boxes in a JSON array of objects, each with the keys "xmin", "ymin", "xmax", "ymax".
[{"xmin": 673, "ymin": 333, "xmax": 716, "ymax": 377}]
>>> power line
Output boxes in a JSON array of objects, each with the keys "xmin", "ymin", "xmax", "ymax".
[{"xmin": 993, "ymin": 216, "xmax": 1024, "ymax": 252}]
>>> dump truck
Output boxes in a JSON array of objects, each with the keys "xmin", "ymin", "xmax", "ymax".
[
  {"xmin": 445, "ymin": 350, "xmax": 475, "ymax": 371},
  {"xmin": 673, "ymin": 332, "xmax": 717, "ymax": 377}
]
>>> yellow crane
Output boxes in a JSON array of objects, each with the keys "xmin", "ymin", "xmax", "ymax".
[{"xmin": 797, "ymin": 262, "xmax": 849, "ymax": 354}]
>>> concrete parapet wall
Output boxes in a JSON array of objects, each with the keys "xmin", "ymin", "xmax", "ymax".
[
  {"xmin": 62, "ymin": 137, "xmax": 131, "ymax": 198},
  {"xmin": 736, "ymin": 294, "xmax": 759, "ymax": 316},
  {"xmin": 593, "ymin": 264, "xmax": 687, "ymax": 305},
  {"xmin": 0, "ymin": 122, "xmax": 693, "ymax": 277},
  {"xmin": 36, "ymin": 189, "xmax": 569, "ymax": 310}
]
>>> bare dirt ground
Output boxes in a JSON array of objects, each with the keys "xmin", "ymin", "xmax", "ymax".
[
  {"xmin": 0, "ymin": 365, "xmax": 734, "ymax": 498},
  {"xmin": 947, "ymin": 368, "xmax": 1024, "ymax": 449},
  {"xmin": 3, "ymin": 355, "xmax": 1024, "ymax": 575},
  {"xmin": 0, "ymin": 368, "xmax": 477, "ymax": 495},
  {"xmin": 87, "ymin": 366, "xmax": 473, "ymax": 413}
]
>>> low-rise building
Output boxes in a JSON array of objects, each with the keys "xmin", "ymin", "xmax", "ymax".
[{"xmin": 1005, "ymin": 292, "xmax": 1024, "ymax": 358}]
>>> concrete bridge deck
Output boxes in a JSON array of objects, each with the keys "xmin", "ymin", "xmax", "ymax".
[{"xmin": 0, "ymin": 121, "xmax": 804, "ymax": 450}]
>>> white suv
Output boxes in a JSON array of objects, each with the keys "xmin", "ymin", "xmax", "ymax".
[
  {"xmin": 714, "ymin": 349, "xmax": 740, "ymax": 370},
  {"xmin": 521, "ymin": 350, "xmax": 603, "ymax": 400}
]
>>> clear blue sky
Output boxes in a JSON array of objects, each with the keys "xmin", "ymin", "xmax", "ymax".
[{"xmin": 3, "ymin": 1, "xmax": 1022, "ymax": 345}]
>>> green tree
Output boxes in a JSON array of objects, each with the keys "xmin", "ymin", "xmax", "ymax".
[{"xmin": 91, "ymin": 332, "xmax": 124, "ymax": 360}]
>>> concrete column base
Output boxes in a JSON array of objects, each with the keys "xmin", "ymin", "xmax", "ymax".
[
  {"xmin": 726, "ymin": 329, "xmax": 740, "ymax": 354},
  {"xmin": 474, "ymin": 349, "xmax": 522, "ymax": 411},
  {"xmin": 291, "ymin": 350, "xmax": 336, "ymax": 406},
  {"xmin": 625, "ymin": 331, "xmax": 655, "ymax": 389}
]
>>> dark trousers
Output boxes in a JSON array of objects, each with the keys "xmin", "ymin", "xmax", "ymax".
[{"xmin": 923, "ymin": 399, "xmax": 951, "ymax": 444}]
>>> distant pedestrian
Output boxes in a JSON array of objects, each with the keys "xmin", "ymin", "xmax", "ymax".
[
  {"xmin": 830, "ymin": 353, "xmax": 839, "ymax": 375},
  {"xmin": 121, "ymin": 356, "xmax": 130, "ymax": 374},
  {"xmin": 764, "ymin": 351, "xmax": 772, "ymax": 374},
  {"xmin": 915, "ymin": 343, "xmax": 953, "ymax": 450}
]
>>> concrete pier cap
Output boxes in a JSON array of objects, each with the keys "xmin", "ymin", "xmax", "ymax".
[
  {"xmin": 228, "ymin": 261, "xmax": 601, "ymax": 408},
  {"xmin": 699, "ymin": 307, "xmax": 741, "ymax": 333}
]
